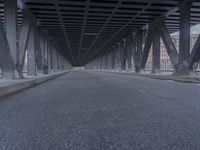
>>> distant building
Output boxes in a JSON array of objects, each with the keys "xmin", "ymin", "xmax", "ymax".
[{"xmin": 146, "ymin": 34, "xmax": 200, "ymax": 71}]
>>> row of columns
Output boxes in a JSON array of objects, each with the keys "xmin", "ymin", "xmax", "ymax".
[
  {"xmin": 0, "ymin": 0, "xmax": 71, "ymax": 79},
  {"xmin": 85, "ymin": 0, "xmax": 200, "ymax": 75}
]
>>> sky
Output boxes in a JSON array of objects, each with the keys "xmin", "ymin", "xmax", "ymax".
[
  {"xmin": 172, "ymin": 24, "xmax": 200, "ymax": 35},
  {"xmin": 191, "ymin": 24, "xmax": 200, "ymax": 34}
]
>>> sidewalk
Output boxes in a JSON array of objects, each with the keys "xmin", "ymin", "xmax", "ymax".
[{"xmin": 0, "ymin": 71, "xmax": 68, "ymax": 97}]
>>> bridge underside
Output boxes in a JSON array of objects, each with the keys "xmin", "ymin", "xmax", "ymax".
[{"xmin": 0, "ymin": 0, "xmax": 200, "ymax": 79}]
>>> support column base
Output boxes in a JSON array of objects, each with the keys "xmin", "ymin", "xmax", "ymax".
[
  {"xmin": 1, "ymin": 71, "xmax": 13, "ymax": 79},
  {"xmin": 43, "ymin": 66, "xmax": 48, "ymax": 75},
  {"xmin": 174, "ymin": 62, "xmax": 190, "ymax": 75},
  {"xmin": 152, "ymin": 69, "xmax": 161, "ymax": 74},
  {"xmin": 135, "ymin": 65, "xmax": 141, "ymax": 73},
  {"xmin": 13, "ymin": 69, "xmax": 24, "ymax": 79}
]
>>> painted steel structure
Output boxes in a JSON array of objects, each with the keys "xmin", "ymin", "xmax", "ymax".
[
  {"xmin": 86, "ymin": 0, "xmax": 200, "ymax": 75},
  {"xmin": 0, "ymin": 0, "xmax": 71, "ymax": 79},
  {"xmin": 0, "ymin": 0, "xmax": 200, "ymax": 79}
]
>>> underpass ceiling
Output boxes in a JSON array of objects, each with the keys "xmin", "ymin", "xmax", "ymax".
[{"xmin": 1, "ymin": 0, "xmax": 200, "ymax": 65}]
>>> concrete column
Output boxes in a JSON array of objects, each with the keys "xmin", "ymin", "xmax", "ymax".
[
  {"xmin": 27, "ymin": 23, "xmax": 36, "ymax": 76},
  {"xmin": 152, "ymin": 27, "xmax": 161, "ymax": 73},
  {"xmin": 176, "ymin": 1, "xmax": 192, "ymax": 74}
]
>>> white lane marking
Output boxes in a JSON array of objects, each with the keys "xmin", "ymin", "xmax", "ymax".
[
  {"xmin": 166, "ymin": 80, "xmax": 175, "ymax": 83},
  {"xmin": 138, "ymin": 88, "xmax": 146, "ymax": 93}
]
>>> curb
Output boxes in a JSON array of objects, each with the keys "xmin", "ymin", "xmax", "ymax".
[
  {"xmin": 0, "ymin": 71, "xmax": 68, "ymax": 97},
  {"xmin": 92, "ymin": 70, "xmax": 200, "ymax": 84},
  {"xmin": 132, "ymin": 74, "xmax": 200, "ymax": 83}
]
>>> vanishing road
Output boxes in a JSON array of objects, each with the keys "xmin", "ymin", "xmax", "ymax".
[{"xmin": 1, "ymin": 71, "xmax": 200, "ymax": 150}]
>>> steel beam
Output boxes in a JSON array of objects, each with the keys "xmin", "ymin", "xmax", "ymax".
[
  {"xmin": 35, "ymin": 28, "xmax": 44, "ymax": 73},
  {"xmin": 159, "ymin": 20, "xmax": 179, "ymax": 70},
  {"xmin": 114, "ymin": 49, "xmax": 119, "ymax": 71},
  {"xmin": 189, "ymin": 34, "xmax": 200, "ymax": 69},
  {"xmin": 141, "ymin": 28, "xmax": 153, "ymax": 71},
  {"xmin": 176, "ymin": 0, "xmax": 192, "ymax": 74},
  {"xmin": 0, "ymin": 16, "xmax": 15, "ymax": 79},
  {"xmin": 18, "ymin": 13, "xmax": 31, "ymax": 76},
  {"xmin": 44, "ymin": 35, "xmax": 49, "ymax": 74},
  {"xmin": 53, "ymin": 47, "xmax": 58, "ymax": 72},
  {"xmin": 121, "ymin": 39, "xmax": 127, "ymax": 71},
  {"xmin": 116, "ymin": 46, "xmax": 121, "ymax": 71},
  {"xmin": 104, "ymin": 54, "xmax": 108, "ymax": 70},
  {"xmin": 152, "ymin": 27, "xmax": 161, "ymax": 73},
  {"xmin": 4, "ymin": 0, "xmax": 21, "ymax": 78},
  {"xmin": 111, "ymin": 49, "xmax": 116, "ymax": 70},
  {"xmin": 4, "ymin": 0, "xmax": 17, "ymax": 64},
  {"xmin": 48, "ymin": 42, "xmax": 53, "ymax": 73},
  {"xmin": 127, "ymin": 38, "xmax": 133, "ymax": 71},
  {"xmin": 57, "ymin": 52, "xmax": 61, "ymax": 71},
  {"xmin": 27, "ymin": 23, "xmax": 37, "ymax": 76}
]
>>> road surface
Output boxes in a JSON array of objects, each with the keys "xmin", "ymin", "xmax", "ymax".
[{"xmin": 1, "ymin": 71, "xmax": 200, "ymax": 150}]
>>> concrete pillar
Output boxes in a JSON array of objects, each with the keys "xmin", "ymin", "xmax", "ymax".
[{"xmin": 152, "ymin": 27, "xmax": 161, "ymax": 73}]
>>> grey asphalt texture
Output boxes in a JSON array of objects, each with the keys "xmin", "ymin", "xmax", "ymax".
[{"xmin": 1, "ymin": 71, "xmax": 200, "ymax": 150}]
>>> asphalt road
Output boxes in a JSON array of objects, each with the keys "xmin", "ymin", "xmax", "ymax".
[{"xmin": 1, "ymin": 71, "xmax": 200, "ymax": 150}]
